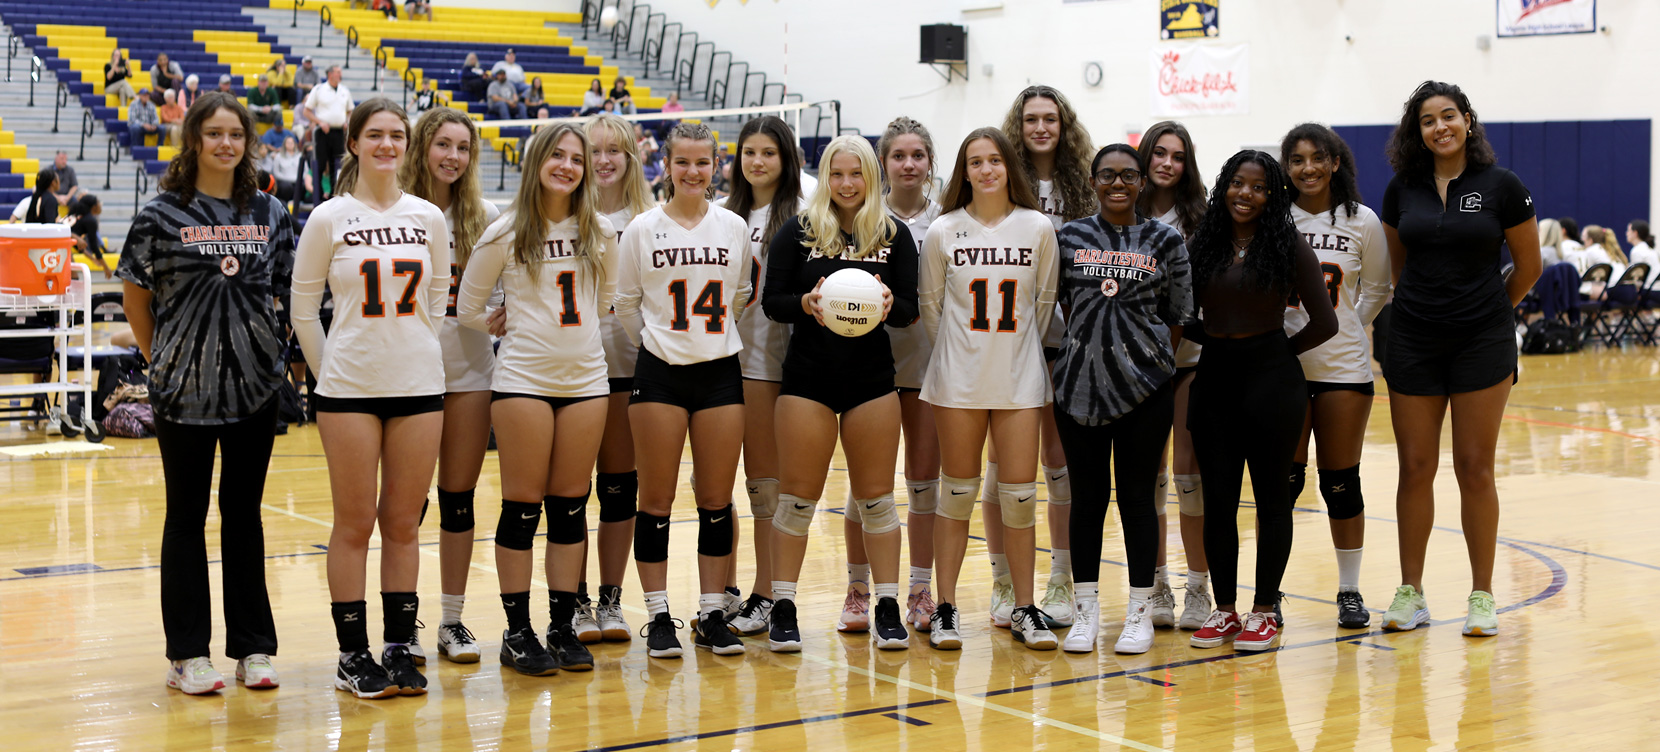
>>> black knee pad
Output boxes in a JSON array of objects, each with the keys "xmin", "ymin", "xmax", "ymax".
[
  {"xmin": 496, "ymin": 500, "xmax": 542, "ymax": 550},
  {"xmin": 543, "ymin": 493, "xmax": 589, "ymax": 545},
  {"xmin": 437, "ymin": 487, "xmax": 476, "ymax": 533},
  {"xmin": 1289, "ymin": 462, "xmax": 1307, "ymax": 502},
  {"xmin": 634, "ymin": 511, "xmax": 671, "ymax": 563},
  {"xmin": 1319, "ymin": 465, "xmax": 1364, "ymax": 520},
  {"xmin": 418, "ymin": 496, "xmax": 430, "ymax": 526},
  {"xmin": 696, "ymin": 504, "xmax": 735, "ymax": 557},
  {"xmin": 597, "ymin": 471, "xmax": 639, "ymax": 524}
]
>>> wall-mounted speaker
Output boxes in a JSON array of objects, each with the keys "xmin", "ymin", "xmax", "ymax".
[{"xmin": 920, "ymin": 24, "xmax": 967, "ymax": 64}]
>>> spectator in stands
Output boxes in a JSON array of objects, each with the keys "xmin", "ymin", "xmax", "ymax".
[
  {"xmin": 654, "ymin": 90, "xmax": 683, "ymax": 140},
  {"xmin": 1537, "ymin": 218, "xmax": 1565, "ymax": 267},
  {"xmin": 491, "ymin": 49, "xmax": 530, "ymax": 97},
  {"xmin": 371, "ymin": 0, "xmax": 398, "ymax": 20},
  {"xmin": 261, "ymin": 117, "xmax": 291, "ymax": 152},
  {"xmin": 269, "ymin": 57, "xmax": 296, "ymax": 107},
  {"xmin": 460, "ymin": 53, "xmax": 489, "ymax": 98},
  {"xmin": 180, "ymin": 75, "xmax": 203, "ymax": 110},
  {"xmin": 581, "ymin": 78, "xmax": 605, "ymax": 115},
  {"xmin": 150, "ymin": 53, "xmax": 184, "ymax": 103},
  {"xmin": 218, "ymin": 75, "xmax": 236, "ymax": 95},
  {"xmin": 160, "ymin": 89, "xmax": 187, "ymax": 148},
  {"xmin": 295, "ymin": 56, "xmax": 320, "ymax": 104},
  {"xmin": 265, "ymin": 135, "xmax": 304, "ymax": 209},
  {"xmin": 66, "ymin": 194, "xmax": 111, "ymax": 279},
  {"xmin": 601, "ymin": 98, "xmax": 616, "ymax": 114},
  {"xmin": 487, "ymin": 69, "xmax": 527, "ymax": 120},
  {"xmin": 633, "ymin": 122, "xmax": 657, "ymax": 156},
  {"xmin": 608, "ymin": 76, "xmax": 633, "ymax": 112},
  {"xmin": 301, "ymin": 66, "xmax": 353, "ymax": 200},
  {"xmin": 525, "ymin": 77, "xmax": 547, "ymax": 112},
  {"xmin": 414, "ymin": 78, "xmax": 446, "ymax": 114},
  {"xmin": 129, "ymin": 87, "xmax": 163, "ymax": 146},
  {"xmin": 105, "ymin": 50, "xmax": 136, "ymax": 107},
  {"xmin": 641, "ymin": 143, "xmax": 663, "ymax": 200},
  {"xmin": 249, "ymin": 74, "xmax": 283, "ymax": 127},
  {"xmin": 24, "ymin": 170, "xmax": 58, "ymax": 224},
  {"xmin": 404, "ymin": 0, "xmax": 432, "ymax": 22},
  {"xmin": 51, "ymin": 152, "xmax": 87, "ymax": 205}
]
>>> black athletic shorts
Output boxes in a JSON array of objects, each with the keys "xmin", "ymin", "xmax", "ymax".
[
  {"xmin": 629, "ymin": 349, "xmax": 744, "ymax": 411},
  {"xmin": 1175, "ymin": 365, "xmax": 1198, "ymax": 380},
  {"xmin": 608, "ymin": 377, "xmax": 634, "ymax": 394},
  {"xmin": 312, "ymin": 393, "xmax": 445, "ymax": 418},
  {"xmin": 780, "ymin": 371, "xmax": 895, "ymax": 415},
  {"xmin": 1383, "ymin": 312, "xmax": 1517, "ymax": 396},
  {"xmin": 1308, "ymin": 380, "xmax": 1376, "ymax": 397},
  {"xmin": 492, "ymin": 392, "xmax": 606, "ymax": 410}
]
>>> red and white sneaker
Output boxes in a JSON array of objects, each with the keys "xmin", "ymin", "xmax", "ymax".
[
  {"xmin": 837, "ymin": 584, "xmax": 870, "ymax": 632},
  {"xmin": 1189, "ymin": 610, "xmax": 1242, "ymax": 649},
  {"xmin": 1233, "ymin": 611, "xmax": 1280, "ymax": 652}
]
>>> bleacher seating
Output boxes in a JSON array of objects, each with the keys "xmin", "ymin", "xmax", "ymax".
[{"xmin": 0, "ymin": 118, "xmax": 40, "ymax": 209}]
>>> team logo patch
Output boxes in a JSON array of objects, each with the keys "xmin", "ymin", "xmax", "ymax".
[
  {"xmin": 220, "ymin": 255, "xmax": 241, "ymax": 277},
  {"xmin": 1100, "ymin": 278, "xmax": 1120, "ymax": 297},
  {"xmin": 1459, "ymin": 192, "xmax": 1483, "ymax": 213}
]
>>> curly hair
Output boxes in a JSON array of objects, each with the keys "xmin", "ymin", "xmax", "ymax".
[
  {"xmin": 725, "ymin": 115, "xmax": 803, "ymax": 246},
  {"xmin": 400, "ymin": 108, "xmax": 488, "ymax": 268},
  {"xmin": 1386, "ymin": 80, "xmax": 1496, "ymax": 184},
  {"xmin": 1000, "ymin": 85, "xmax": 1097, "ymax": 221},
  {"xmin": 941, "ymin": 127, "xmax": 1040, "ymax": 214},
  {"xmin": 159, "ymin": 92, "xmax": 260, "ymax": 213},
  {"xmin": 1134, "ymin": 121, "xmax": 1205, "ymax": 237},
  {"xmin": 1280, "ymin": 122, "xmax": 1363, "ymax": 223},
  {"xmin": 1189, "ymin": 150, "xmax": 1301, "ymax": 296}
]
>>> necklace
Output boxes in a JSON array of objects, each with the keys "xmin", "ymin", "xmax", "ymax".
[
  {"xmin": 886, "ymin": 197, "xmax": 925, "ymax": 222},
  {"xmin": 1232, "ymin": 235, "xmax": 1253, "ymax": 259}
]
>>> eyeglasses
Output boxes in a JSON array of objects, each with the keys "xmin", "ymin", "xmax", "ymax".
[{"xmin": 1092, "ymin": 168, "xmax": 1142, "ymax": 186}]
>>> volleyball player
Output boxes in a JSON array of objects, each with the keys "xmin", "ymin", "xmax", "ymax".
[
  {"xmin": 292, "ymin": 98, "xmax": 451, "ymax": 698},
  {"xmin": 579, "ymin": 114, "xmax": 658, "ymax": 643},
  {"xmin": 1379, "ymin": 81, "xmax": 1541, "ymax": 637},
  {"xmin": 1279, "ymin": 123, "xmax": 1392, "ymax": 629},
  {"xmin": 612, "ymin": 122, "xmax": 753, "ymax": 658},
  {"xmin": 400, "ymin": 107, "xmax": 500, "ymax": 663},
  {"xmin": 762, "ymin": 135, "xmax": 917, "ymax": 652},
  {"xmin": 879, "ymin": 116, "xmax": 944, "ymax": 632},
  {"xmin": 1136, "ymin": 121, "xmax": 1211, "ymax": 629},
  {"xmin": 121, "ymin": 92, "xmax": 293, "ymax": 694},
  {"xmin": 1053, "ymin": 144, "xmax": 1192, "ymax": 654},
  {"xmin": 1184, "ymin": 151, "xmax": 1336, "ymax": 652},
  {"xmin": 921, "ymin": 127, "xmax": 1060, "ymax": 651},
  {"xmin": 993, "ymin": 86, "xmax": 1094, "ymax": 627},
  {"xmin": 458, "ymin": 124, "xmax": 618, "ymax": 674},
  {"xmin": 715, "ymin": 116, "xmax": 805, "ymax": 636}
]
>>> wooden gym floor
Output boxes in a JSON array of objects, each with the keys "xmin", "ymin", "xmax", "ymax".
[{"xmin": 0, "ymin": 348, "xmax": 1657, "ymax": 751}]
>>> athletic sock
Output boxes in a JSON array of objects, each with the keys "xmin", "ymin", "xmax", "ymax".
[
  {"xmin": 909, "ymin": 566, "xmax": 932, "ymax": 592},
  {"xmin": 725, "ymin": 585, "xmax": 741, "ymax": 599},
  {"xmin": 1075, "ymin": 581, "xmax": 1099, "ymax": 601},
  {"xmin": 501, "ymin": 592, "xmax": 532, "ymax": 633},
  {"xmin": 381, "ymin": 592, "xmax": 418, "ymax": 644},
  {"xmin": 873, "ymin": 582, "xmax": 899, "ymax": 601},
  {"xmin": 1050, "ymin": 549, "xmax": 1072, "ymax": 583},
  {"xmin": 331, "ymin": 600, "xmax": 370, "ymax": 653},
  {"xmin": 1187, "ymin": 569, "xmax": 1209, "ymax": 591},
  {"xmin": 1128, "ymin": 585, "xmax": 1154, "ymax": 605},
  {"xmin": 989, "ymin": 553, "xmax": 1010, "ymax": 580},
  {"xmin": 549, "ymin": 591, "xmax": 576, "ymax": 629},
  {"xmin": 1336, "ymin": 547, "xmax": 1363, "ymax": 593},
  {"xmin": 1155, "ymin": 565, "xmax": 1170, "ymax": 588},
  {"xmin": 440, "ymin": 593, "xmax": 465, "ymax": 626},
  {"xmin": 643, "ymin": 590, "xmax": 670, "ymax": 617},
  {"xmin": 577, "ymin": 581, "xmax": 591, "ymax": 603},
  {"xmin": 698, "ymin": 593, "xmax": 727, "ymax": 618},
  {"xmin": 771, "ymin": 581, "xmax": 798, "ymax": 603},
  {"xmin": 848, "ymin": 562, "xmax": 871, "ymax": 588}
]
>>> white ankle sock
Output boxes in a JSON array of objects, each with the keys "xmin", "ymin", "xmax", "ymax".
[
  {"xmin": 1154, "ymin": 565, "xmax": 1169, "ymax": 587},
  {"xmin": 644, "ymin": 590, "xmax": 670, "ymax": 617},
  {"xmin": 1128, "ymin": 585, "xmax": 1154, "ymax": 604},
  {"xmin": 1187, "ymin": 570, "xmax": 1209, "ymax": 591},
  {"xmin": 771, "ymin": 581, "xmax": 797, "ymax": 603},
  {"xmin": 1075, "ymin": 581, "xmax": 1099, "ymax": 601},
  {"xmin": 909, "ymin": 566, "xmax": 932, "ymax": 591},
  {"xmin": 848, "ymin": 563, "xmax": 871, "ymax": 588},
  {"xmin": 873, "ymin": 582, "xmax": 899, "ymax": 601},
  {"xmin": 440, "ymin": 593, "xmax": 465, "ymax": 626},
  {"xmin": 698, "ymin": 593, "xmax": 727, "ymax": 617},
  {"xmin": 1049, "ymin": 549, "xmax": 1072, "ymax": 582},
  {"xmin": 1336, "ymin": 547, "xmax": 1363, "ymax": 592},
  {"xmin": 989, "ymin": 553, "xmax": 1010, "ymax": 580}
]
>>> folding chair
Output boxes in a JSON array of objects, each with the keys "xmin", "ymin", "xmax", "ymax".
[
  {"xmin": 1577, "ymin": 263, "xmax": 1614, "ymax": 347},
  {"xmin": 1608, "ymin": 263, "xmax": 1657, "ymax": 346}
]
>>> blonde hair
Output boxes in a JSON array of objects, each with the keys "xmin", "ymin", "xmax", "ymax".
[
  {"xmin": 335, "ymin": 97, "xmax": 411, "ymax": 196},
  {"xmin": 1586, "ymin": 225, "xmax": 1629, "ymax": 265},
  {"xmin": 583, "ymin": 114, "xmax": 654, "ymax": 216},
  {"xmin": 401, "ymin": 108, "xmax": 488, "ymax": 268},
  {"xmin": 484, "ymin": 123, "xmax": 608, "ymax": 286},
  {"xmin": 1538, "ymin": 218, "xmax": 1562, "ymax": 254},
  {"xmin": 799, "ymin": 135, "xmax": 895, "ymax": 260}
]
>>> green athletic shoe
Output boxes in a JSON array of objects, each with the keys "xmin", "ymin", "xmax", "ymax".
[
  {"xmin": 1381, "ymin": 584, "xmax": 1430, "ymax": 631},
  {"xmin": 1463, "ymin": 590, "xmax": 1498, "ymax": 637}
]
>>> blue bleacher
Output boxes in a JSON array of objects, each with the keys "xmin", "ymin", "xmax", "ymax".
[{"xmin": 0, "ymin": 188, "xmax": 34, "ymax": 204}]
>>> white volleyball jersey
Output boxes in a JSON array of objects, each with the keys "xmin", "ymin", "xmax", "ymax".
[
  {"xmin": 291, "ymin": 192, "xmax": 451, "ymax": 398},
  {"xmin": 919, "ymin": 207, "xmax": 1059, "ymax": 409},
  {"xmin": 613, "ymin": 205, "xmax": 753, "ymax": 365},
  {"xmin": 1285, "ymin": 202, "xmax": 1391, "ymax": 384},
  {"xmin": 439, "ymin": 199, "xmax": 502, "ymax": 392},
  {"xmin": 887, "ymin": 198, "xmax": 943, "ymax": 389},
  {"xmin": 1156, "ymin": 205, "xmax": 1203, "ymax": 369},
  {"xmin": 1035, "ymin": 180, "xmax": 1067, "ymax": 350},
  {"xmin": 459, "ymin": 213, "xmax": 618, "ymax": 398},
  {"xmin": 717, "ymin": 199, "xmax": 791, "ymax": 382},
  {"xmin": 598, "ymin": 206, "xmax": 640, "ymax": 379}
]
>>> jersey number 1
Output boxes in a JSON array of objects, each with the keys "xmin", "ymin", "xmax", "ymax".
[
  {"xmin": 968, "ymin": 278, "xmax": 1018, "ymax": 332},
  {"xmin": 668, "ymin": 279, "xmax": 726, "ymax": 333},
  {"xmin": 361, "ymin": 258, "xmax": 424, "ymax": 318}
]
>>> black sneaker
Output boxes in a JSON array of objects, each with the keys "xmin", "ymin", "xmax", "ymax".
[
  {"xmin": 1336, "ymin": 590, "xmax": 1370, "ymax": 629},
  {"xmin": 640, "ymin": 613, "xmax": 684, "ymax": 659},
  {"xmin": 871, "ymin": 596, "xmax": 909, "ymax": 650},
  {"xmin": 768, "ymin": 599, "xmax": 802, "ymax": 653},
  {"xmin": 334, "ymin": 649, "xmax": 397, "ymax": 699},
  {"xmin": 693, "ymin": 610, "xmax": 745, "ymax": 655},
  {"xmin": 547, "ymin": 623, "xmax": 595, "ymax": 672},
  {"xmin": 380, "ymin": 644, "xmax": 427, "ymax": 695},
  {"xmin": 499, "ymin": 627, "xmax": 559, "ymax": 676}
]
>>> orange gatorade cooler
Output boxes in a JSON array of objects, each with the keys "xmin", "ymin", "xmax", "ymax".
[{"xmin": 0, "ymin": 224, "xmax": 75, "ymax": 295}]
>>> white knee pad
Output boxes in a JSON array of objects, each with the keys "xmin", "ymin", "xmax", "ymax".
[
  {"xmin": 843, "ymin": 489, "xmax": 862, "ymax": 524},
  {"xmin": 981, "ymin": 462, "xmax": 1000, "ymax": 507},
  {"xmin": 1042, "ymin": 465, "xmax": 1071, "ymax": 507},
  {"xmin": 906, "ymin": 479, "xmax": 939, "ymax": 515},
  {"xmin": 937, "ymin": 474, "xmax": 982, "ymax": 521},
  {"xmin": 1157, "ymin": 471, "xmax": 1169, "ymax": 519},
  {"xmin": 771, "ymin": 493, "xmax": 820, "ymax": 537},
  {"xmin": 746, "ymin": 478, "xmax": 780, "ymax": 520},
  {"xmin": 998, "ymin": 481, "xmax": 1040, "ymax": 529},
  {"xmin": 1174, "ymin": 473, "xmax": 1204, "ymax": 517},
  {"xmin": 856, "ymin": 493, "xmax": 900, "ymax": 535}
]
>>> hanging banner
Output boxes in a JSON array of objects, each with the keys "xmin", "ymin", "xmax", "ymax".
[
  {"xmin": 1161, "ymin": 0, "xmax": 1219, "ymax": 40},
  {"xmin": 1498, "ymin": 0, "xmax": 1596, "ymax": 37},
  {"xmin": 1150, "ymin": 44, "xmax": 1248, "ymax": 117}
]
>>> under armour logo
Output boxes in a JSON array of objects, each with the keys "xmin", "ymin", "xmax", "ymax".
[
  {"xmin": 606, "ymin": 485, "xmax": 621, "ymax": 494},
  {"xmin": 956, "ymin": 231, "xmax": 969, "ymax": 238},
  {"xmin": 345, "ymin": 217, "xmax": 362, "ymax": 225},
  {"xmin": 632, "ymin": 390, "xmax": 641, "ymax": 396},
  {"xmin": 656, "ymin": 232, "xmax": 669, "ymax": 239}
]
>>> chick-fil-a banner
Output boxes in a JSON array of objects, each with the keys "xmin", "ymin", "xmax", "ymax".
[{"xmin": 1150, "ymin": 44, "xmax": 1249, "ymax": 117}]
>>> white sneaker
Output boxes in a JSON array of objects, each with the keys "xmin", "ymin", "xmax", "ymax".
[
  {"xmin": 1149, "ymin": 580, "xmax": 1177, "ymax": 628},
  {"xmin": 572, "ymin": 600, "xmax": 602, "ymax": 644},
  {"xmin": 1115, "ymin": 601, "xmax": 1155, "ymax": 654},
  {"xmin": 596, "ymin": 598, "xmax": 631, "ymax": 642},
  {"xmin": 406, "ymin": 622, "xmax": 426, "ymax": 665},
  {"xmin": 1063, "ymin": 599, "xmax": 1099, "ymax": 653},
  {"xmin": 990, "ymin": 575, "xmax": 1015, "ymax": 628},
  {"xmin": 235, "ymin": 654, "xmax": 279, "ymax": 688},
  {"xmin": 436, "ymin": 621, "xmax": 481, "ymax": 663},
  {"xmin": 1040, "ymin": 578, "xmax": 1075, "ymax": 628},
  {"xmin": 1178, "ymin": 581, "xmax": 1213, "ymax": 631},
  {"xmin": 929, "ymin": 602, "xmax": 963, "ymax": 650},
  {"xmin": 166, "ymin": 657, "xmax": 225, "ymax": 695},
  {"xmin": 1010, "ymin": 605, "xmax": 1058, "ymax": 650}
]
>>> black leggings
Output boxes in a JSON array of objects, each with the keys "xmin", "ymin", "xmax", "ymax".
[
  {"xmin": 156, "ymin": 400, "xmax": 280, "ymax": 661},
  {"xmin": 1187, "ymin": 331, "xmax": 1306, "ymax": 609},
  {"xmin": 1054, "ymin": 381, "xmax": 1173, "ymax": 588}
]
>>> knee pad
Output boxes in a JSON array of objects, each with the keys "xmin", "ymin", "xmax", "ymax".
[
  {"xmin": 1289, "ymin": 462, "xmax": 1308, "ymax": 502},
  {"xmin": 1320, "ymin": 464, "xmax": 1365, "ymax": 520},
  {"xmin": 1174, "ymin": 474, "xmax": 1204, "ymax": 517},
  {"xmin": 596, "ymin": 471, "xmax": 638, "ymax": 524},
  {"xmin": 906, "ymin": 479, "xmax": 939, "ymax": 515},
  {"xmin": 772, "ymin": 494, "xmax": 819, "ymax": 537},
  {"xmin": 437, "ymin": 487, "xmax": 475, "ymax": 533},
  {"xmin": 981, "ymin": 462, "xmax": 1000, "ymax": 507},
  {"xmin": 856, "ymin": 493, "xmax": 900, "ymax": 535},
  {"xmin": 937, "ymin": 474, "xmax": 982, "ymax": 521},
  {"xmin": 997, "ymin": 482, "xmax": 1040, "ymax": 529},
  {"xmin": 633, "ymin": 511, "xmax": 671, "ymax": 563},
  {"xmin": 495, "ymin": 500, "xmax": 542, "ymax": 551},
  {"xmin": 543, "ymin": 493, "xmax": 589, "ymax": 545},
  {"xmin": 696, "ymin": 504, "xmax": 736, "ymax": 556},
  {"xmin": 1042, "ymin": 465, "xmax": 1071, "ymax": 506},
  {"xmin": 843, "ymin": 490, "xmax": 862, "ymax": 525},
  {"xmin": 746, "ymin": 478, "xmax": 780, "ymax": 521}
]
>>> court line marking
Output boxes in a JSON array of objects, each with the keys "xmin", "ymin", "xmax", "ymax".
[{"xmin": 586, "ymin": 699, "xmax": 952, "ymax": 752}]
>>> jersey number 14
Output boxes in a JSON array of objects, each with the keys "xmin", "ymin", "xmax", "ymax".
[{"xmin": 668, "ymin": 279, "xmax": 727, "ymax": 333}]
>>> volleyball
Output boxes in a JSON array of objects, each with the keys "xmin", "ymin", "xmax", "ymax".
[
  {"xmin": 600, "ymin": 6, "xmax": 619, "ymax": 30},
  {"xmin": 818, "ymin": 268, "xmax": 886, "ymax": 337}
]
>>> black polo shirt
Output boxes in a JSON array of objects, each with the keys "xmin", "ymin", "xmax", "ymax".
[{"xmin": 1382, "ymin": 164, "xmax": 1533, "ymax": 330}]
